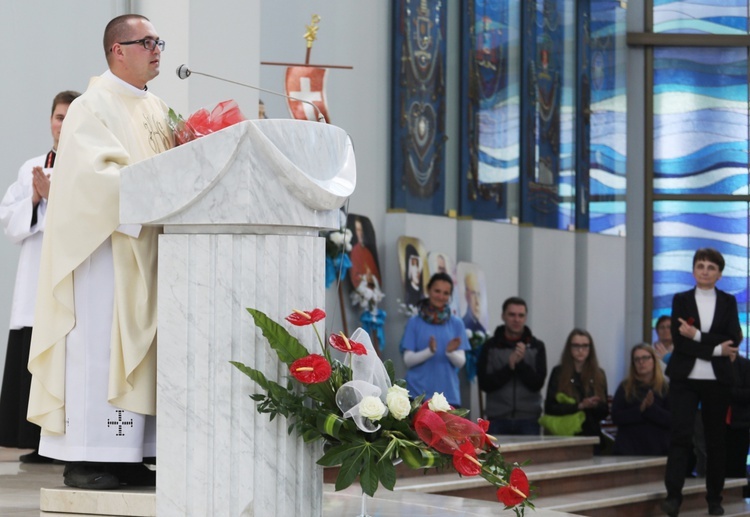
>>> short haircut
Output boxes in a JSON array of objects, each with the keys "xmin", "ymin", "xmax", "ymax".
[
  {"xmin": 427, "ymin": 272, "xmax": 453, "ymax": 292},
  {"xmin": 693, "ymin": 247, "xmax": 725, "ymax": 272},
  {"xmin": 51, "ymin": 90, "xmax": 81, "ymax": 116},
  {"xmin": 103, "ymin": 14, "xmax": 150, "ymax": 60},
  {"xmin": 502, "ymin": 296, "xmax": 527, "ymax": 314},
  {"xmin": 655, "ymin": 315, "xmax": 671, "ymax": 328}
]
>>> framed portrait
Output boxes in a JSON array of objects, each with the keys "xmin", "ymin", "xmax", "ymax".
[
  {"xmin": 347, "ymin": 214, "xmax": 382, "ymax": 288},
  {"xmin": 455, "ymin": 262, "xmax": 489, "ymax": 334},
  {"xmin": 397, "ymin": 236, "xmax": 428, "ymax": 307}
]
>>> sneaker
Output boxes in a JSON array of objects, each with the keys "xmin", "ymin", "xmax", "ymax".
[{"xmin": 63, "ymin": 462, "xmax": 119, "ymax": 490}]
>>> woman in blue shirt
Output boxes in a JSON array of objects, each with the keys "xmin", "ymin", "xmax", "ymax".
[{"xmin": 400, "ymin": 273, "xmax": 470, "ymax": 407}]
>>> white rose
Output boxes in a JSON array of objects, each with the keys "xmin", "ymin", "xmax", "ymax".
[
  {"xmin": 359, "ymin": 396, "xmax": 387, "ymax": 421},
  {"xmin": 428, "ymin": 392, "xmax": 451, "ymax": 412},
  {"xmin": 387, "ymin": 385, "xmax": 409, "ymax": 400},
  {"xmin": 386, "ymin": 386, "xmax": 411, "ymax": 420}
]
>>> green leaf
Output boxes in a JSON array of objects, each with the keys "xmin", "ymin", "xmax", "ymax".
[
  {"xmin": 317, "ymin": 442, "xmax": 358, "ymax": 467},
  {"xmin": 246, "ymin": 308, "xmax": 309, "ymax": 364},
  {"xmin": 229, "ymin": 361, "xmax": 270, "ymax": 391},
  {"xmin": 383, "ymin": 359, "xmax": 396, "ymax": 385},
  {"xmin": 376, "ymin": 456, "xmax": 397, "ymax": 491},
  {"xmin": 316, "ymin": 412, "xmax": 344, "ymax": 439},
  {"xmin": 302, "ymin": 428, "xmax": 323, "ymax": 442},
  {"xmin": 359, "ymin": 459, "xmax": 379, "ymax": 496},
  {"xmin": 335, "ymin": 448, "xmax": 368, "ymax": 491}
]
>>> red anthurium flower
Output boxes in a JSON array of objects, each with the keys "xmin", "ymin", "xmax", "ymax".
[
  {"xmin": 452, "ymin": 441, "xmax": 482, "ymax": 476},
  {"xmin": 328, "ymin": 332, "xmax": 367, "ymax": 355},
  {"xmin": 496, "ymin": 468, "xmax": 530, "ymax": 507},
  {"xmin": 289, "ymin": 354, "xmax": 332, "ymax": 384},
  {"xmin": 285, "ymin": 308, "xmax": 326, "ymax": 326}
]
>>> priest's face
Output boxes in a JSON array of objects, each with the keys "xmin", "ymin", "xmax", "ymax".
[{"xmin": 113, "ymin": 18, "xmax": 162, "ymax": 88}]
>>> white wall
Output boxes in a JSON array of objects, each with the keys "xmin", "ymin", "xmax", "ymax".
[{"xmin": 0, "ymin": 0, "xmax": 131, "ymax": 388}]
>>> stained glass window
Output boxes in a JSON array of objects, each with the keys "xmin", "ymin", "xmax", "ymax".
[
  {"xmin": 654, "ymin": 0, "xmax": 749, "ymax": 35},
  {"xmin": 652, "ymin": 201, "xmax": 749, "ymax": 354},
  {"xmin": 391, "ymin": 0, "xmax": 448, "ymax": 214},
  {"xmin": 653, "ymin": 47, "xmax": 749, "ymax": 195},
  {"xmin": 459, "ymin": 0, "xmax": 521, "ymax": 221},
  {"xmin": 588, "ymin": 0, "xmax": 627, "ymax": 235},
  {"xmin": 518, "ymin": 0, "xmax": 577, "ymax": 229}
]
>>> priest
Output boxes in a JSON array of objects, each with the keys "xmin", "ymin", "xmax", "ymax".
[{"xmin": 28, "ymin": 14, "xmax": 172, "ymax": 490}]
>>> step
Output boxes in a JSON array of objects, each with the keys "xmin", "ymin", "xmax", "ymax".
[
  {"xmin": 496, "ymin": 435, "xmax": 600, "ymax": 465},
  {"xmin": 324, "ymin": 435, "xmax": 601, "ymax": 483},
  {"xmin": 678, "ymin": 498, "xmax": 750, "ymax": 517},
  {"xmin": 536, "ymin": 477, "xmax": 748, "ymax": 516},
  {"xmin": 393, "ymin": 455, "xmax": 666, "ymax": 500}
]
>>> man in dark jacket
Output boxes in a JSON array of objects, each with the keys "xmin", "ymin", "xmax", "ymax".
[{"xmin": 478, "ymin": 297, "xmax": 547, "ymax": 435}]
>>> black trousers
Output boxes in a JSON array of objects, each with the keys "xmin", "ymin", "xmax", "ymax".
[
  {"xmin": 725, "ymin": 426, "xmax": 749, "ymax": 479},
  {"xmin": 664, "ymin": 379, "xmax": 730, "ymax": 504},
  {"xmin": 0, "ymin": 327, "xmax": 40, "ymax": 449}
]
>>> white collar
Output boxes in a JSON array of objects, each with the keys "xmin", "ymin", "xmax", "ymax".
[{"xmin": 102, "ymin": 69, "xmax": 149, "ymax": 97}]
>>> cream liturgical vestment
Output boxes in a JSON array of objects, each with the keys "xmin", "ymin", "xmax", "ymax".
[{"xmin": 28, "ymin": 71, "xmax": 173, "ymax": 461}]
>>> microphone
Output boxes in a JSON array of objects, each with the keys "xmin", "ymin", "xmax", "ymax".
[{"xmin": 176, "ymin": 65, "xmax": 326, "ymax": 123}]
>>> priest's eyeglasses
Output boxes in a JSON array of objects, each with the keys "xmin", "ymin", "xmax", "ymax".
[{"xmin": 118, "ymin": 38, "xmax": 165, "ymax": 51}]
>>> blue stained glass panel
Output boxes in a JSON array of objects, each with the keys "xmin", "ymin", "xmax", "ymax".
[
  {"xmin": 588, "ymin": 0, "xmax": 627, "ymax": 235},
  {"xmin": 391, "ymin": 0, "xmax": 448, "ymax": 214},
  {"xmin": 520, "ymin": 0, "xmax": 577, "ymax": 230},
  {"xmin": 459, "ymin": 0, "xmax": 521, "ymax": 221},
  {"xmin": 652, "ymin": 201, "xmax": 749, "ymax": 354},
  {"xmin": 654, "ymin": 0, "xmax": 749, "ymax": 34},
  {"xmin": 653, "ymin": 47, "xmax": 749, "ymax": 195}
]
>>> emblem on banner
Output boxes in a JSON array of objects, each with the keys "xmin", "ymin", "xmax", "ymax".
[{"xmin": 285, "ymin": 66, "xmax": 330, "ymax": 123}]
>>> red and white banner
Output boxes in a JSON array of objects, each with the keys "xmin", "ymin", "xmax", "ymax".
[{"xmin": 285, "ymin": 66, "xmax": 330, "ymax": 123}]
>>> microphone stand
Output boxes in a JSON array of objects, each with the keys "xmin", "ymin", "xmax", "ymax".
[{"xmin": 177, "ymin": 67, "xmax": 327, "ymax": 123}]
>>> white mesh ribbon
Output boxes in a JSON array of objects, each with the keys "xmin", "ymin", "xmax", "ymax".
[
  {"xmin": 335, "ymin": 328, "xmax": 393, "ymax": 433},
  {"xmin": 336, "ymin": 380, "xmax": 384, "ymax": 433},
  {"xmin": 350, "ymin": 328, "xmax": 391, "ymax": 393}
]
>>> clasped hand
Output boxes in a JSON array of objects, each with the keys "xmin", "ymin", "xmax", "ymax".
[
  {"xmin": 429, "ymin": 336, "xmax": 461, "ymax": 353},
  {"xmin": 31, "ymin": 166, "xmax": 51, "ymax": 204},
  {"xmin": 578, "ymin": 396, "xmax": 601, "ymax": 410}
]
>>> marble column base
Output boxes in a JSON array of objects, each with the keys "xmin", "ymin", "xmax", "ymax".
[
  {"xmin": 40, "ymin": 484, "xmax": 577, "ymax": 516},
  {"xmin": 40, "ymin": 487, "xmax": 155, "ymax": 516},
  {"xmin": 156, "ymin": 233, "xmax": 325, "ymax": 516}
]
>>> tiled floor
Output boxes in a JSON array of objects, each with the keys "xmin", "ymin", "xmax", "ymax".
[{"xmin": 0, "ymin": 447, "xmax": 64, "ymax": 516}]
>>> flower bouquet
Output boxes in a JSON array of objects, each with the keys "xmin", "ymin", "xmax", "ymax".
[
  {"xmin": 230, "ymin": 308, "xmax": 533, "ymax": 515},
  {"xmin": 168, "ymin": 99, "xmax": 246, "ymax": 146}
]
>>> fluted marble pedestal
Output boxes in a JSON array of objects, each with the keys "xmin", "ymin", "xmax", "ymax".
[
  {"xmin": 115, "ymin": 119, "xmax": 355, "ymax": 517},
  {"xmin": 156, "ymin": 231, "xmax": 325, "ymax": 516}
]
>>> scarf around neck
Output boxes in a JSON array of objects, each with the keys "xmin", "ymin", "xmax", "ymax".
[{"xmin": 418, "ymin": 300, "xmax": 451, "ymax": 325}]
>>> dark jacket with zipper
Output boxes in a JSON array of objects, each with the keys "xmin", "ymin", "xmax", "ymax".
[{"xmin": 478, "ymin": 325, "xmax": 547, "ymax": 421}]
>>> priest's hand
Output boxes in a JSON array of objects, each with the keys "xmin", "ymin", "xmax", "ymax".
[{"xmin": 32, "ymin": 167, "xmax": 50, "ymax": 201}]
